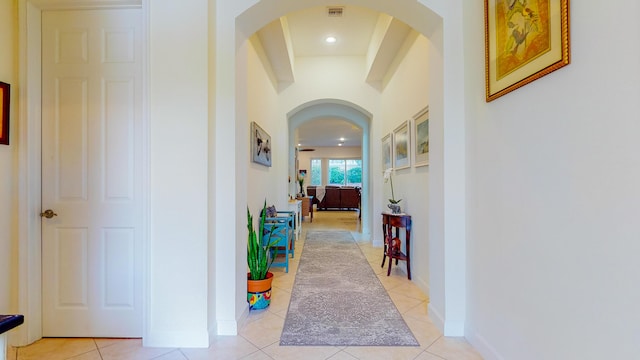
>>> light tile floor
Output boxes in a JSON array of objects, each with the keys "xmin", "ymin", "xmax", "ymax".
[{"xmin": 8, "ymin": 210, "xmax": 482, "ymax": 360}]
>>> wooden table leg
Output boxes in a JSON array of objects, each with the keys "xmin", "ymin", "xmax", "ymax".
[{"xmin": 381, "ymin": 223, "xmax": 388, "ymax": 267}]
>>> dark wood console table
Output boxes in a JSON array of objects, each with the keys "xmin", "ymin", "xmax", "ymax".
[
  {"xmin": 298, "ymin": 196, "xmax": 313, "ymax": 222},
  {"xmin": 381, "ymin": 212, "xmax": 412, "ymax": 280}
]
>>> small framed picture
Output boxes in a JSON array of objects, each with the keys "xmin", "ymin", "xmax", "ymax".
[
  {"xmin": 393, "ymin": 121, "xmax": 410, "ymax": 170},
  {"xmin": 251, "ymin": 122, "xmax": 271, "ymax": 167},
  {"xmin": 0, "ymin": 82, "xmax": 10, "ymax": 145},
  {"xmin": 413, "ymin": 106, "xmax": 429, "ymax": 167},
  {"xmin": 381, "ymin": 133, "xmax": 392, "ymax": 171}
]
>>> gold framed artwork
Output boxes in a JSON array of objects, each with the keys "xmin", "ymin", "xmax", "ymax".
[
  {"xmin": 393, "ymin": 121, "xmax": 410, "ymax": 170},
  {"xmin": 0, "ymin": 82, "xmax": 9, "ymax": 145},
  {"xmin": 484, "ymin": 0, "xmax": 570, "ymax": 102},
  {"xmin": 413, "ymin": 106, "xmax": 429, "ymax": 167}
]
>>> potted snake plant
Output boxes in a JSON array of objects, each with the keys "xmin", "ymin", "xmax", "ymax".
[{"xmin": 247, "ymin": 201, "xmax": 278, "ymax": 310}]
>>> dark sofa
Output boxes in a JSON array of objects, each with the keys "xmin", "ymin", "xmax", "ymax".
[{"xmin": 308, "ymin": 186, "xmax": 360, "ymax": 211}]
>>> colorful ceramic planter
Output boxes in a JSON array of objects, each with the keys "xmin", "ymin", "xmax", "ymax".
[{"xmin": 247, "ymin": 272, "xmax": 273, "ymax": 310}]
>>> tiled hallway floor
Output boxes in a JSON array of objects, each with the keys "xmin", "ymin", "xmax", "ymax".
[{"xmin": 8, "ymin": 210, "xmax": 482, "ymax": 360}]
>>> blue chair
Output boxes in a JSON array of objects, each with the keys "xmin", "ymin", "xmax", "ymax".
[{"xmin": 263, "ymin": 210, "xmax": 295, "ymax": 272}]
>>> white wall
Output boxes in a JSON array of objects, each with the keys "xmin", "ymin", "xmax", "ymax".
[
  {"xmin": 280, "ymin": 56, "xmax": 381, "ymax": 115},
  {"xmin": 463, "ymin": 1, "xmax": 640, "ymax": 359},
  {"xmin": 146, "ymin": 0, "xmax": 210, "ymax": 347},
  {"xmin": 246, "ymin": 38, "xmax": 285, "ymax": 214},
  {"xmin": 0, "ymin": 0, "xmax": 17, "ymax": 317},
  {"xmin": 378, "ymin": 34, "xmax": 430, "ymax": 292}
]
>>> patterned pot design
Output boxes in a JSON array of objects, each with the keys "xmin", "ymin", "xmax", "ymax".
[{"xmin": 247, "ymin": 272, "xmax": 273, "ymax": 310}]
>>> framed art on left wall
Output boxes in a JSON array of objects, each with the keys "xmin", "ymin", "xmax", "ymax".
[
  {"xmin": 0, "ymin": 81, "xmax": 9, "ymax": 145},
  {"xmin": 251, "ymin": 121, "xmax": 272, "ymax": 167}
]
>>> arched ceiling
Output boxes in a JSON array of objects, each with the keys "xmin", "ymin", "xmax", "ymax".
[{"xmin": 253, "ymin": 5, "xmax": 417, "ymax": 148}]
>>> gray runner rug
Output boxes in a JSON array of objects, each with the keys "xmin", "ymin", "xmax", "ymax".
[{"xmin": 280, "ymin": 231, "xmax": 419, "ymax": 346}]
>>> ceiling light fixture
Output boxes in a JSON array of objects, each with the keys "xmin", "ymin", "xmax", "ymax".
[{"xmin": 325, "ymin": 36, "xmax": 337, "ymax": 43}]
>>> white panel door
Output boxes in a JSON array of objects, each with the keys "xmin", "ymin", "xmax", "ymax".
[{"xmin": 41, "ymin": 9, "xmax": 143, "ymax": 337}]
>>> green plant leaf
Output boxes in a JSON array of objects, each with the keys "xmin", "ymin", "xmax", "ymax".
[{"xmin": 247, "ymin": 200, "xmax": 278, "ymax": 281}]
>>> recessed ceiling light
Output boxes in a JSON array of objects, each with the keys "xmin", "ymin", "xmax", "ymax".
[
  {"xmin": 339, "ymin": 137, "xmax": 345, "ymax": 141},
  {"xmin": 325, "ymin": 36, "xmax": 337, "ymax": 43}
]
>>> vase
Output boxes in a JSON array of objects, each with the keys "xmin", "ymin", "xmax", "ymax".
[
  {"xmin": 247, "ymin": 272, "xmax": 274, "ymax": 310},
  {"xmin": 388, "ymin": 203, "xmax": 401, "ymax": 214}
]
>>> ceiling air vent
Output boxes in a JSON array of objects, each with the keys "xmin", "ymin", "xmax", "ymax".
[
  {"xmin": 299, "ymin": 148, "xmax": 316, "ymax": 152},
  {"xmin": 327, "ymin": 7, "xmax": 344, "ymax": 17}
]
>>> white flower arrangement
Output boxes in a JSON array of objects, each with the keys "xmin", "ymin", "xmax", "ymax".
[{"xmin": 383, "ymin": 168, "xmax": 401, "ymax": 204}]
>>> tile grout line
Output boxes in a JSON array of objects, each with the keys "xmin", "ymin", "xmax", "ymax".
[
  {"xmin": 176, "ymin": 348, "xmax": 188, "ymax": 360},
  {"xmin": 93, "ymin": 338, "xmax": 104, "ymax": 360}
]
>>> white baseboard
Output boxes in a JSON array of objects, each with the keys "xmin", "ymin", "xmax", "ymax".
[
  {"xmin": 232, "ymin": 306, "xmax": 250, "ymax": 335},
  {"xmin": 216, "ymin": 316, "xmax": 241, "ymax": 336},
  {"xmin": 444, "ymin": 320, "xmax": 465, "ymax": 336},
  {"xmin": 428, "ymin": 305, "xmax": 502, "ymax": 360},
  {"xmin": 427, "ymin": 304, "xmax": 464, "ymax": 336},
  {"xmin": 414, "ymin": 277, "xmax": 429, "ymax": 297},
  {"xmin": 210, "ymin": 302, "xmax": 249, "ymax": 340},
  {"xmin": 428, "ymin": 303, "xmax": 445, "ymax": 332},
  {"xmin": 465, "ymin": 325, "xmax": 503, "ymax": 360},
  {"xmin": 144, "ymin": 329, "xmax": 209, "ymax": 348}
]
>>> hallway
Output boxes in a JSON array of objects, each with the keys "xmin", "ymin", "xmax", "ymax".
[{"xmin": 9, "ymin": 211, "xmax": 481, "ymax": 360}]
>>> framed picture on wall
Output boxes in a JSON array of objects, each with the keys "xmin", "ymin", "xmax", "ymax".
[
  {"xmin": 413, "ymin": 106, "xmax": 429, "ymax": 167},
  {"xmin": 484, "ymin": 0, "xmax": 570, "ymax": 102},
  {"xmin": 251, "ymin": 121, "xmax": 272, "ymax": 167},
  {"xmin": 382, "ymin": 133, "xmax": 392, "ymax": 172},
  {"xmin": 393, "ymin": 121, "xmax": 411, "ymax": 170},
  {"xmin": 0, "ymin": 81, "xmax": 10, "ymax": 145}
]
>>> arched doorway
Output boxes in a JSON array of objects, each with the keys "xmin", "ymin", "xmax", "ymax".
[
  {"xmin": 215, "ymin": 0, "xmax": 467, "ymax": 337},
  {"xmin": 288, "ymin": 99, "xmax": 372, "ymax": 234}
]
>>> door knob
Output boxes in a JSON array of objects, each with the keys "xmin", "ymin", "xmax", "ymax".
[{"xmin": 40, "ymin": 209, "xmax": 58, "ymax": 219}]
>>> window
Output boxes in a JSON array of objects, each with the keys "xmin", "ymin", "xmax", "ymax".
[
  {"xmin": 328, "ymin": 159, "xmax": 345, "ymax": 186},
  {"xmin": 345, "ymin": 159, "xmax": 362, "ymax": 186},
  {"xmin": 310, "ymin": 159, "xmax": 322, "ymax": 186},
  {"xmin": 328, "ymin": 158, "xmax": 362, "ymax": 187}
]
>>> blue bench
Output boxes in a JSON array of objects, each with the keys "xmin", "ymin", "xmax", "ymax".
[{"xmin": 263, "ymin": 210, "xmax": 296, "ymax": 273}]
